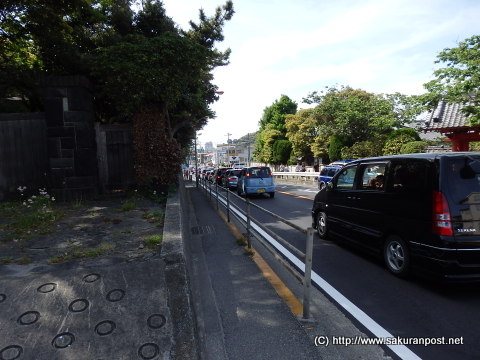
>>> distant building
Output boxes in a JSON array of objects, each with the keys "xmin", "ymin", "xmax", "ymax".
[{"xmin": 204, "ymin": 141, "xmax": 215, "ymax": 152}]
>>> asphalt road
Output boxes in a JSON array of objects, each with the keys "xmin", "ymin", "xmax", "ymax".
[{"xmin": 214, "ymin": 181, "xmax": 480, "ymax": 360}]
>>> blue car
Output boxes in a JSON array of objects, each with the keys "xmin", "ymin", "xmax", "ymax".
[
  {"xmin": 237, "ymin": 166, "xmax": 275, "ymax": 198},
  {"xmin": 318, "ymin": 160, "xmax": 355, "ymax": 190}
]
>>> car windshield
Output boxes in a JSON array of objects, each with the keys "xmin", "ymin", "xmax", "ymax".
[{"xmin": 248, "ymin": 167, "xmax": 271, "ymax": 178}]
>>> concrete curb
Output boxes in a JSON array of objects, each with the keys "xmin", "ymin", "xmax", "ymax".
[{"xmin": 161, "ymin": 183, "xmax": 199, "ymax": 359}]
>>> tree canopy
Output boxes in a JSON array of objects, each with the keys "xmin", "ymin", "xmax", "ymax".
[
  {"xmin": 284, "ymin": 86, "xmax": 421, "ymax": 163},
  {"xmin": 0, "ymin": 0, "xmax": 234, "ymax": 144},
  {"xmin": 421, "ymin": 34, "xmax": 480, "ymax": 125},
  {"xmin": 255, "ymin": 95, "xmax": 297, "ymax": 163}
]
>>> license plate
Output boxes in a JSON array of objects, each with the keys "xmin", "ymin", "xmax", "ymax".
[{"xmin": 257, "ymin": 188, "xmax": 265, "ymax": 193}]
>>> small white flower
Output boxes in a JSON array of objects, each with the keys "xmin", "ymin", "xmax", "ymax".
[{"xmin": 52, "ymin": 197, "xmax": 56, "ymax": 201}]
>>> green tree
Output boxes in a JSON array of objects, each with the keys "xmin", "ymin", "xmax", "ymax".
[
  {"xmin": 256, "ymin": 95, "xmax": 297, "ymax": 163},
  {"xmin": 254, "ymin": 128, "xmax": 282, "ymax": 164},
  {"xmin": 285, "ymin": 109, "xmax": 316, "ymax": 162},
  {"xmin": 421, "ymin": 35, "xmax": 480, "ymax": 125},
  {"xmin": 329, "ymin": 134, "xmax": 352, "ymax": 162},
  {"xmin": 341, "ymin": 140, "xmax": 385, "ymax": 159},
  {"xmin": 0, "ymin": 0, "xmax": 114, "ymax": 110},
  {"xmin": 309, "ymin": 86, "xmax": 403, "ymax": 144},
  {"xmin": 272, "ymin": 140, "xmax": 292, "ymax": 165},
  {"xmin": 259, "ymin": 95, "xmax": 298, "ymax": 135}
]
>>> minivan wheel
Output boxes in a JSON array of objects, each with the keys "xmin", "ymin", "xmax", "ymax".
[
  {"xmin": 319, "ymin": 182, "xmax": 326, "ymax": 190},
  {"xmin": 384, "ymin": 236, "xmax": 410, "ymax": 277},
  {"xmin": 316, "ymin": 211, "xmax": 328, "ymax": 239}
]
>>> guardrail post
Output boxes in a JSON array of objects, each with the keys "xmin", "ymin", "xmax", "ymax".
[
  {"xmin": 246, "ymin": 196, "xmax": 252, "ymax": 248},
  {"xmin": 226, "ymin": 189, "xmax": 230, "ymax": 222},
  {"xmin": 303, "ymin": 227, "xmax": 313, "ymax": 320},
  {"xmin": 215, "ymin": 182, "xmax": 219, "ymax": 210},
  {"xmin": 209, "ymin": 181, "xmax": 212, "ymax": 200}
]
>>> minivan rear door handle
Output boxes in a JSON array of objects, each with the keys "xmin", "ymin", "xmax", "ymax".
[{"xmin": 347, "ymin": 196, "xmax": 360, "ymax": 200}]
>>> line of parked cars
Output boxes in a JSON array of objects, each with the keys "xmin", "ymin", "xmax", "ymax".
[{"xmin": 198, "ymin": 165, "xmax": 276, "ymax": 198}]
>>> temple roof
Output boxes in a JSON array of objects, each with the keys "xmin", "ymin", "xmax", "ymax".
[{"xmin": 423, "ymin": 101, "xmax": 473, "ymax": 132}]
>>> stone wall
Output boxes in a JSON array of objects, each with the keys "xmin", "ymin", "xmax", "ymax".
[{"xmin": 42, "ymin": 76, "xmax": 98, "ymax": 200}]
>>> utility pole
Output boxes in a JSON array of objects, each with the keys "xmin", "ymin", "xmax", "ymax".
[
  {"xmin": 226, "ymin": 132, "xmax": 232, "ymax": 165},
  {"xmin": 247, "ymin": 133, "xmax": 251, "ymax": 167}
]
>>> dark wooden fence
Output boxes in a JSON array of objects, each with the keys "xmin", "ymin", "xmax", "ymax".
[
  {"xmin": 95, "ymin": 123, "xmax": 134, "ymax": 192},
  {"xmin": 0, "ymin": 113, "xmax": 49, "ymax": 200}
]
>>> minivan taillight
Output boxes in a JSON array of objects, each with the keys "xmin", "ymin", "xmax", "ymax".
[{"xmin": 432, "ymin": 191, "xmax": 453, "ymax": 236}]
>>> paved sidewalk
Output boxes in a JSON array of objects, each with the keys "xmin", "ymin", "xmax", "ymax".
[{"xmin": 182, "ymin": 182, "xmax": 322, "ymax": 359}]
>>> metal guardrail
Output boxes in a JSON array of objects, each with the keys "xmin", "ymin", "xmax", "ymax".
[
  {"xmin": 272, "ymin": 172, "xmax": 319, "ymax": 186},
  {"xmin": 197, "ymin": 177, "xmax": 313, "ymax": 320}
]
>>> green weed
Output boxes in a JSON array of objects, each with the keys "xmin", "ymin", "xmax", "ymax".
[
  {"xmin": 146, "ymin": 234, "xmax": 163, "ymax": 248},
  {"xmin": 120, "ymin": 199, "xmax": 137, "ymax": 212}
]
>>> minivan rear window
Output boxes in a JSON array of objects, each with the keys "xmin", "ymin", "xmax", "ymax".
[
  {"xmin": 443, "ymin": 156, "xmax": 480, "ymax": 215},
  {"xmin": 248, "ymin": 167, "xmax": 271, "ymax": 178}
]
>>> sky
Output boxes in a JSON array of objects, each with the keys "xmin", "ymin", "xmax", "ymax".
[{"xmin": 160, "ymin": 0, "xmax": 480, "ymax": 147}]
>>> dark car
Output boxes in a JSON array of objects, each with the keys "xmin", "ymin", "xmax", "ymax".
[
  {"xmin": 237, "ymin": 166, "xmax": 275, "ymax": 198},
  {"xmin": 213, "ymin": 167, "xmax": 232, "ymax": 185},
  {"xmin": 318, "ymin": 160, "xmax": 354, "ymax": 190},
  {"xmin": 311, "ymin": 152, "xmax": 480, "ymax": 281},
  {"xmin": 222, "ymin": 169, "xmax": 242, "ymax": 189}
]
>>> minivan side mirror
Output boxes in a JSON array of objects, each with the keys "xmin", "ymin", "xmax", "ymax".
[{"xmin": 326, "ymin": 182, "xmax": 334, "ymax": 191}]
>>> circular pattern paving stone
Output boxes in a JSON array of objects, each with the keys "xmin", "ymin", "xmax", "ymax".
[
  {"xmin": 138, "ymin": 343, "xmax": 159, "ymax": 360},
  {"xmin": 106, "ymin": 289, "xmax": 125, "ymax": 302},
  {"xmin": 37, "ymin": 283, "xmax": 57, "ymax": 293},
  {"xmin": 0, "ymin": 345, "xmax": 23, "ymax": 360},
  {"xmin": 68, "ymin": 299, "xmax": 89, "ymax": 313},
  {"xmin": 83, "ymin": 273, "xmax": 101, "ymax": 283},
  {"xmin": 17, "ymin": 311, "xmax": 40, "ymax": 325},
  {"xmin": 52, "ymin": 332, "xmax": 75, "ymax": 349},
  {"xmin": 94, "ymin": 320, "xmax": 116, "ymax": 336},
  {"xmin": 147, "ymin": 314, "xmax": 166, "ymax": 329}
]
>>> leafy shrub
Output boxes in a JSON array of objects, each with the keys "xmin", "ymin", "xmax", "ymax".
[
  {"xmin": 133, "ymin": 105, "xmax": 182, "ymax": 186},
  {"xmin": 400, "ymin": 141, "xmax": 428, "ymax": 154},
  {"xmin": 383, "ymin": 134, "xmax": 419, "ymax": 155},
  {"xmin": 387, "ymin": 128, "xmax": 421, "ymax": 141}
]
